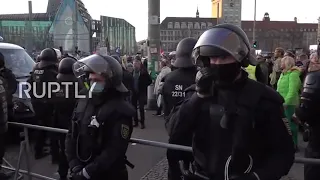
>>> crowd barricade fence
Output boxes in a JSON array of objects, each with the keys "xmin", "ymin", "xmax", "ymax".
[{"xmin": 1, "ymin": 121, "xmax": 319, "ymax": 180}]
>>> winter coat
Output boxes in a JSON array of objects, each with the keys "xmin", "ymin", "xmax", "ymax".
[{"xmin": 277, "ymin": 67, "xmax": 302, "ymax": 105}]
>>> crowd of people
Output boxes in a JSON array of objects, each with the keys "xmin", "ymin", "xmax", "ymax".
[{"xmin": 0, "ymin": 23, "xmax": 320, "ymax": 180}]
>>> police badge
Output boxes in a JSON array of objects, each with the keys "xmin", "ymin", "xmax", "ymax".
[{"xmin": 121, "ymin": 124, "xmax": 130, "ymax": 139}]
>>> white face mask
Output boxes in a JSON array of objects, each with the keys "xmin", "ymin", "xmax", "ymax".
[{"xmin": 90, "ymin": 81, "xmax": 106, "ymax": 93}]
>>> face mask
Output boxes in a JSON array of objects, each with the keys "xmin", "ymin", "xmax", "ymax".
[
  {"xmin": 210, "ymin": 62, "xmax": 240, "ymax": 83},
  {"xmin": 90, "ymin": 81, "xmax": 106, "ymax": 93}
]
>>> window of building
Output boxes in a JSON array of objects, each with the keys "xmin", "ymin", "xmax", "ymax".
[
  {"xmin": 194, "ymin": 22, "xmax": 200, "ymax": 29},
  {"xmin": 207, "ymin": 22, "xmax": 213, "ymax": 28},
  {"xmin": 188, "ymin": 22, "xmax": 193, "ymax": 29},
  {"xmin": 174, "ymin": 22, "xmax": 180, "ymax": 29},
  {"xmin": 168, "ymin": 22, "xmax": 173, "ymax": 29},
  {"xmin": 201, "ymin": 22, "xmax": 207, "ymax": 29},
  {"xmin": 181, "ymin": 22, "xmax": 187, "ymax": 29}
]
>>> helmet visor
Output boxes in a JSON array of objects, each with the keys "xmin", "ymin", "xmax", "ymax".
[
  {"xmin": 73, "ymin": 54, "xmax": 113, "ymax": 79},
  {"xmin": 193, "ymin": 28, "xmax": 246, "ymax": 59}
]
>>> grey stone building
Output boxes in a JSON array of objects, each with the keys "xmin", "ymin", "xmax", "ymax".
[
  {"xmin": 160, "ymin": 12, "xmax": 318, "ymax": 52},
  {"xmin": 160, "ymin": 9, "xmax": 217, "ymax": 52},
  {"xmin": 242, "ymin": 13, "xmax": 318, "ymax": 52}
]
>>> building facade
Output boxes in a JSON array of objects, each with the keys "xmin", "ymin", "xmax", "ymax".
[
  {"xmin": 49, "ymin": 0, "xmax": 93, "ymax": 53},
  {"xmin": 0, "ymin": 13, "xmax": 52, "ymax": 50},
  {"xmin": 211, "ymin": 0, "xmax": 242, "ymax": 27},
  {"xmin": 99, "ymin": 16, "xmax": 137, "ymax": 55},
  {"xmin": 242, "ymin": 13, "xmax": 318, "ymax": 51},
  {"xmin": 318, "ymin": 17, "xmax": 320, "ymax": 41},
  {"xmin": 160, "ymin": 12, "xmax": 318, "ymax": 52},
  {"xmin": 160, "ymin": 11, "xmax": 217, "ymax": 52},
  {"xmin": 0, "ymin": 0, "xmax": 136, "ymax": 54}
]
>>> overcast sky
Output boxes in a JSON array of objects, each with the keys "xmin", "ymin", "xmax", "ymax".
[{"xmin": 1, "ymin": 0, "xmax": 319, "ymax": 41}]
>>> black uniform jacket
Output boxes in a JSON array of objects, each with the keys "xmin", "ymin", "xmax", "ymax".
[
  {"xmin": 162, "ymin": 67, "xmax": 197, "ymax": 118},
  {"xmin": 65, "ymin": 92, "xmax": 135, "ymax": 179},
  {"xmin": 169, "ymin": 76, "xmax": 295, "ymax": 180}
]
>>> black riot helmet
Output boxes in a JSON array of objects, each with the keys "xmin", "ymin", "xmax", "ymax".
[
  {"xmin": 39, "ymin": 48, "xmax": 58, "ymax": 62},
  {"xmin": 38, "ymin": 48, "xmax": 59, "ymax": 67},
  {"xmin": 298, "ymin": 71, "xmax": 320, "ymax": 125},
  {"xmin": 57, "ymin": 57, "xmax": 77, "ymax": 81},
  {"xmin": 301, "ymin": 71, "xmax": 320, "ymax": 107},
  {"xmin": 174, "ymin": 37, "xmax": 197, "ymax": 68},
  {"xmin": 193, "ymin": 24, "xmax": 257, "ymax": 67},
  {"xmin": 73, "ymin": 54, "xmax": 128, "ymax": 93}
]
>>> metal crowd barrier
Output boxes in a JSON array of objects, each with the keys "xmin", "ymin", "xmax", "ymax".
[{"xmin": 2, "ymin": 121, "xmax": 320, "ymax": 180}]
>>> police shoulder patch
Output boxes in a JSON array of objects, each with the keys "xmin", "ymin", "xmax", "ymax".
[
  {"xmin": 282, "ymin": 118, "xmax": 292, "ymax": 136},
  {"xmin": 121, "ymin": 124, "xmax": 130, "ymax": 139}
]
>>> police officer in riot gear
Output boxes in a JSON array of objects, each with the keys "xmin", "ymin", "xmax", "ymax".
[
  {"xmin": 294, "ymin": 54, "xmax": 320, "ymax": 180},
  {"xmin": 169, "ymin": 24, "xmax": 295, "ymax": 180},
  {"xmin": 163, "ymin": 37, "xmax": 198, "ymax": 120},
  {"xmin": 66, "ymin": 54, "xmax": 135, "ymax": 180},
  {"xmin": 29, "ymin": 48, "xmax": 59, "ymax": 160},
  {"xmin": 53, "ymin": 57, "xmax": 79, "ymax": 180},
  {"xmin": 163, "ymin": 37, "xmax": 198, "ymax": 180}
]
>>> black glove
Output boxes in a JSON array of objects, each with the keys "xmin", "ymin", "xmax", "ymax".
[
  {"xmin": 195, "ymin": 67, "xmax": 215, "ymax": 97},
  {"xmin": 229, "ymin": 173, "xmax": 258, "ymax": 180},
  {"xmin": 70, "ymin": 165, "xmax": 84, "ymax": 177},
  {"xmin": 71, "ymin": 170, "xmax": 87, "ymax": 180}
]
